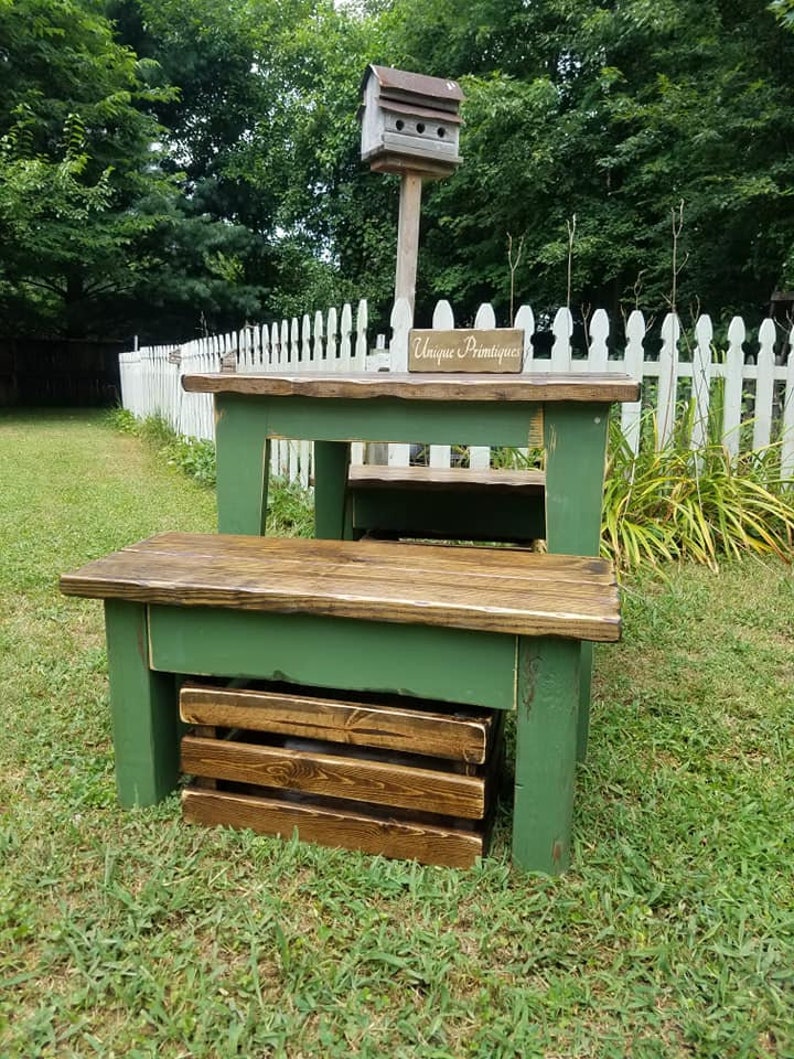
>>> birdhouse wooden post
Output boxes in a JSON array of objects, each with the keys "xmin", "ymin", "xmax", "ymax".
[{"xmin": 359, "ymin": 65, "xmax": 464, "ymax": 312}]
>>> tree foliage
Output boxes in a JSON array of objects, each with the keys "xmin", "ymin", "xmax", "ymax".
[
  {"xmin": 368, "ymin": 0, "xmax": 794, "ymax": 322},
  {"xmin": 3, "ymin": 0, "xmax": 794, "ymax": 341},
  {"xmin": 0, "ymin": 0, "xmax": 177, "ymax": 336}
]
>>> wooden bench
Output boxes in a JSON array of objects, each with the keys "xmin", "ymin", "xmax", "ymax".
[
  {"xmin": 347, "ymin": 464, "xmax": 546, "ymax": 542},
  {"xmin": 60, "ymin": 532, "xmax": 621, "ymax": 873}
]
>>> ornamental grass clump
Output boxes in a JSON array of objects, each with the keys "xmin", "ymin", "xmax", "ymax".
[{"xmin": 601, "ymin": 410, "xmax": 794, "ymax": 570}]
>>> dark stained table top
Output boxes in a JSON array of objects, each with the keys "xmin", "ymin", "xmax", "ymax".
[{"xmin": 182, "ymin": 371, "xmax": 640, "ymax": 404}]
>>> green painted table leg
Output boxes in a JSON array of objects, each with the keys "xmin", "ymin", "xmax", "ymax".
[
  {"xmin": 544, "ymin": 403, "xmax": 609, "ymax": 761},
  {"xmin": 314, "ymin": 441, "xmax": 352, "ymax": 540},
  {"xmin": 104, "ymin": 600, "xmax": 179, "ymax": 807},
  {"xmin": 513, "ymin": 636, "xmax": 581, "ymax": 873},
  {"xmin": 215, "ymin": 394, "xmax": 270, "ymax": 535}
]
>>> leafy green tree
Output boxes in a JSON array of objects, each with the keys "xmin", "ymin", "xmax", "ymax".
[
  {"xmin": 109, "ymin": 0, "xmax": 386, "ymax": 329},
  {"xmin": 357, "ymin": 0, "xmax": 794, "ymax": 323},
  {"xmin": 0, "ymin": 0, "xmax": 178, "ymax": 336}
]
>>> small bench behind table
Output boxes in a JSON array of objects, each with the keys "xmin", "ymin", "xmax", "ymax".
[
  {"xmin": 347, "ymin": 464, "xmax": 546, "ymax": 543},
  {"xmin": 60, "ymin": 532, "xmax": 621, "ymax": 873}
]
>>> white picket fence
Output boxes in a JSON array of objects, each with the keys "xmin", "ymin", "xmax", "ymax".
[
  {"xmin": 119, "ymin": 297, "xmax": 794, "ymax": 485},
  {"xmin": 119, "ymin": 300, "xmax": 384, "ymax": 487}
]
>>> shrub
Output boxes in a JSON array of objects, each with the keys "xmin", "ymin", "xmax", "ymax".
[{"xmin": 602, "ymin": 412, "xmax": 794, "ymax": 569}]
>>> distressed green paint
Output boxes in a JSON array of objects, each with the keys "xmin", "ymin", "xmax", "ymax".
[
  {"xmin": 219, "ymin": 394, "xmax": 540, "ymax": 448},
  {"xmin": 314, "ymin": 441, "xmax": 352, "ymax": 539},
  {"xmin": 148, "ymin": 606, "xmax": 517, "ymax": 711},
  {"xmin": 544, "ymin": 402, "xmax": 610, "ymax": 762},
  {"xmin": 352, "ymin": 488, "xmax": 545, "ymax": 542},
  {"xmin": 215, "ymin": 395, "xmax": 270, "ymax": 534},
  {"xmin": 513, "ymin": 636, "xmax": 581, "ymax": 874},
  {"xmin": 543, "ymin": 403, "xmax": 608, "ymax": 555},
  {"xmin": 104, "ymin": 600, "xmax": 179, "ymax": 806}
]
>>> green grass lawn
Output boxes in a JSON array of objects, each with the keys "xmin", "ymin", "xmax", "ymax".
[{"xmin": 0, "ymin": 410, "xmax": 792, "ymax": 1059}]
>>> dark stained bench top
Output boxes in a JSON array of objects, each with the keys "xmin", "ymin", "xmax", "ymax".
[
  {"xmin": 348, "ymin": 465, "xmax": 545, "ymax": 492},
  {"xmin": 60, "ymin": 533, "xmax": 621, "ymax": 642}
]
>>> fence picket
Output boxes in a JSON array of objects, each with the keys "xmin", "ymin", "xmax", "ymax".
[
  {"xmin": 588, "ymin": 310, "xmax": 609, "ymax": 372},
  {"xmin": 657, "ymin": 313, "xmax": 681, "ymax": 446},
  {"xmin": 622, "ymin": 311, "xmax": 645, "ymax": 455},
  {"xmin": 723, "ymin": 317, "xmax": 745, "ymax": 456},
  {"xmin": 301, "ymin": 314, "xmax": 311, "ymax": 367},
  {"xmin": 691, "ymin": 315, "xmax": 713, "ymax": 451},
  {"xmin": 313, "ymin": 311, "xmax": 324, "ymax": 370},
  {"xmin": 326, "ymin": 307, "xmax": 338, "ymax": 367},
  {"xmin": 473, "ymin": 302, "xmax": 496, "ymax": 329},
  {"xmin": 515, "ymin": 305, "xmax": 535, "ymax": 375},
  {"xmin": 290, "ymin": 317, "xmax": 299, "ymax": 368},
  {"xmin": 754, "ymin": 319, "xmax": 776, "ymax": 450},
  {"xmin": 783, "ymin": 327, "xmax": 794, "ymax": 481},
  {"xmin": 470, "ymin": 304, "xmax": 496, "ymax": 469},
  {"xmin": 355, "ymin": 299, "xmax": 368, "ymax": 368},
  {"xmin": 340, "ymin": 303, "xmax": 352, "ymax": 371},
  {"xmin": 432, "ymin": 300, "xmax": 455, "ymax": 329},
  {"xmin": 551, "ymin": 308, "xmax": 572, "ymax": 371},
  {"xmin": 428, "ymin": 300, "xmax": 455, "ymax": 467}
]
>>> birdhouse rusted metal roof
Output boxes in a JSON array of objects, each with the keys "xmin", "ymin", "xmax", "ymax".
[{"xmin": 360, "ymin": 65, "xmax": 464, "ymax": 115}]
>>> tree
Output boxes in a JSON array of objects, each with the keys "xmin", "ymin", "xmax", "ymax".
[
  {"xmin": 353, "ymin": 0, "xmax": 794, "ymax": 323},
  {"xmin": 0, "ymin": 0, "xmax": 180, "ymax": 337}
]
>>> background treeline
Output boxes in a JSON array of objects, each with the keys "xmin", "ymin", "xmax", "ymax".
[{"xmin": 3, "ymin": 0, "xmax": 794, "ymax": 344}]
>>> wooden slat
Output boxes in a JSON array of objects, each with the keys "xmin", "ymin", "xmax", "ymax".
[
  {"xmin": 116, "ymin": 532, "xmax": 612, "ymax": 584},
  {"xmin": 182, "ymin": 787, "xmax": 485, "ymax": 868},
  {"xmin": 182, "ymin": 370, "xmax": 640, "ymax": 403},
  {"xmin": 180, "ymin": 685, "xmax": 492, "ymax": 763},
  {"xmin": 180, "ymin": 735, "xmax": 486, "ymax": 818},
  {"xmin": 61, "ymin": 534, "xmax": 621, "ymax": 641},
  {"xmin": 348, "ymin": 465, "xmax": 545, "ymax": 493},
  {"xmin": 191, "ymin": 724, "xmax": 218, "ymax": 789}
]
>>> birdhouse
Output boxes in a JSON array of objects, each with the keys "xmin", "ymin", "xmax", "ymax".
[{"xmin": 359, "ymin": 65, "xmax": 464, "ymax": 178}]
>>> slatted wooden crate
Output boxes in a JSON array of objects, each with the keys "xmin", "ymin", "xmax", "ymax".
[{"xmin": 179, "ymin": 682, "xmax": 503, "ymax": 868}]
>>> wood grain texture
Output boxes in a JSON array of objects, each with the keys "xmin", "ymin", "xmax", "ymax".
[
  {"xmin": 182, "ymin": 371, "xmax": 640, "ymax": 403},
  {"xmin": 182, "ymin": 787, "xmax": 485, "ymax": 868},
  {"xmin": 60, "ymin": 533, "xmax": 622, "ymax": 641},
  {"xmin": 348, "ymin": 465, "xmax": 545, "ymax": 493},
  {"xmin": 180, "ymin": 684, "xmax": 492, "ymax": 763},
  {"xmin": 180, "ymin": 735, "xmax": 486, "ymax": 818}
]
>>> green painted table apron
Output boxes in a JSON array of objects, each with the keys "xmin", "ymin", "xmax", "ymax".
[{"xmin": 182, "ymin": 371, "xmax": 640, "ymax": 758}]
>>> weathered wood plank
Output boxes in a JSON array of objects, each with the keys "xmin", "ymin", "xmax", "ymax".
[
  {"xmin": 182, "ymin": 787, "xmax": 485, "ymax": 868},
  {"xmin": 182, "ymin": 371, "xmax": 640, "ymax": 403},
  {"xmin": 61, "ymin": 534, "xmax": 622, "ymax": 642},
  {"xmin": 67, "ymin": 531, "xmax": 614, "ymax": 583},
  {"xmin": 191, "ymin": 724, "xmax": 218, "ymax": 788},
  {"xmin": 180, "ymin": 685, "xmax": 493, "ymax": 763},
  {"xmin": 181, "ymin": 735, "xmax": 486, "ymax": 818}
]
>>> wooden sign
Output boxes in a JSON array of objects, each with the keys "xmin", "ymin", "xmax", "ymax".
[{"xmin": 409, "ymin": 329, "xmax": 523, "ymax": 373}]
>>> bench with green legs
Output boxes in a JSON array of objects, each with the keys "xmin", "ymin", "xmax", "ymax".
[{"xmin": 61, "ymin": 531, "xmax": 622, "ymax": 873}]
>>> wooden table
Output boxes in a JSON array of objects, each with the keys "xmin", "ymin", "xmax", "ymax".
[{"xmin": 183, "ymin": 371, "xmax": 639, "ymax": 755}]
